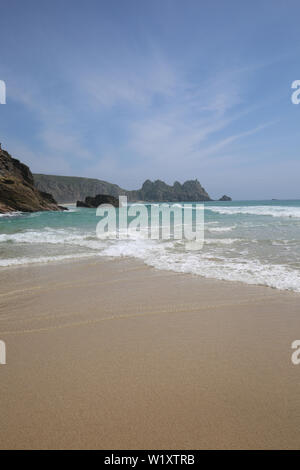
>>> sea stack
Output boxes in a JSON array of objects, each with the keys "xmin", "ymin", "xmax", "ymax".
[{"xmin": 77, "ymin": 194, "xmax": 120, "ymax": 208}]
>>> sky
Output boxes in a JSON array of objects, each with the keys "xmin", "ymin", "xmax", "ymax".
[{"xmin": 0, "ymin": 0, "xmax": 300, "ymax": 199}]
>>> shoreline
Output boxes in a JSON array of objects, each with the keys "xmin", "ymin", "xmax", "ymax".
[
  {"xmin": 2, "ymin": 199, "xmax": 300, "ymax": 293},
  {"xmin": 1, "ymin": 253, "xmax": 300, "ymax": 296},
  {"xmin": 0, "ymin": 257, "xmax": 300, "ymax": 449}
]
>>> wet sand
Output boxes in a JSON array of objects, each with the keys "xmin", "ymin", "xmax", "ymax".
[{"xmin": 0, "ymin": 257, "xmax": 299, "ymax": 449}]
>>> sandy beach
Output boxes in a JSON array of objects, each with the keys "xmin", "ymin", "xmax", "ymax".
[{"xmin": 0, "ymin": 257, "xmax": 299, "ymax": 449}]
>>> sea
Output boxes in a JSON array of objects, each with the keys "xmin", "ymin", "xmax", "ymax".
[{"xmin": 1, "ymin": 200, "xmax": 300, "ymax": 292}]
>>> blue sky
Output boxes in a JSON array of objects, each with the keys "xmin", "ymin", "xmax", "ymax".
[{"xmin": 0, "ymin": 0, "xmax": 299, "ymax": 199}]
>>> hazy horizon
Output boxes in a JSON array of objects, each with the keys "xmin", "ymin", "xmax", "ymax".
[
  {"xmin": 0, "ymin": 0, "xmax": 300, "ymax": 200},
  {"xmin": 31, "ymin": 171, "xmax": 300, "ymax": 201}
]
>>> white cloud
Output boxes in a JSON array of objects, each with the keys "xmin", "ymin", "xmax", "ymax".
[{"xmin": 5, "ymin": 50, "xmax": 276, "ymax": 190}]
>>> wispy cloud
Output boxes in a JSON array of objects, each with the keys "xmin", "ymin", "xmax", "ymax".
[
  {"xmin": 81, "ymin": 55, "xmax": 179, "ymax": 108},
  {"xmin": 3, "ymin": 45, "xmax": 277, "ymax": 191}
]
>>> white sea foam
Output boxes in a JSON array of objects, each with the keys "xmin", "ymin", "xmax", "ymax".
[
  {"xmin": 0, "ymin": 211, "xmax": 23, "ymax": 218},
  {"xmin": 208, "ymin": 206, "xmax": 300, "ymax": 218},
  {"xmin": 0, "ymin": 229, "xmax": 107, "ymax": 251},
  {"xmin": 1, "ymin": 208, "xmax": 300, "ymax": 293},
  {"xmin": 0, "ymin": 229, "xmax": 85, "ymax": 244},
  {"xmin": 0, "ymin": 252, "xmax": 96, "ymax": 267},
  {"xmin": 204, "ymin": 238, "xmax": 240, "ymax": 245},
  {"xmin": 207, "ymin": 225, "xmax": 236, "ymax": 232},
  {"xmin": 101, "ymin": 237, "xmax": 300, "ymax": 292}
]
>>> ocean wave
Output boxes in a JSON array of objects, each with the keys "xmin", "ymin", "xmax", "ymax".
[
  {"xmin": 207, "ymin": 206, "xmax": 300, "ymax": 218},
  {"xmin": 101, "ymin": 240, "xmax": 300, "ymax": 292},
  {"xmin": 0, "ymin": 229, "xmax": 85, "ymax": 244},
  {"xmin": 0, "ymin": 211, "xmax": 23, "ymax": 218},
  {"xmin": 0, "ymin": 252, "xmax": 96, "ymax": 267},
  {"xmin": 207, "ymin": 225, "xmax": 236, "ymax": 232},
  {"xmin": 1, "ymin": 222, "xmax": 300, "ymax": 292},
  {"xmin": 204, "ymin": 238, "xmax": 240, "ymax": 245},
  {"xmin": 0, "ymin": 228, "xmax": 108, "ymax": 251}
]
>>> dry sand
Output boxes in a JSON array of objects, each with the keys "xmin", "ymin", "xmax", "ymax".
[{"xmin": 0, "ymin": 257, "xmax": 299, "ymax": 449}]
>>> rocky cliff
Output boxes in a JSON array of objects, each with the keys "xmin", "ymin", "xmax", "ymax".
[
  {"xmin": 34, "ymin": 174, "xmax": 126, "ymax": 204},
  {"xmin": 132, "ymin": 179, "xmax": 211, "ymax": 202},
  {"xmin": 34, "ymin": 175, "xmax": 212, "ymax": 203},
  {"xmin": 0, "ymin": 148, "xmax": 65, "ymax": 213}
]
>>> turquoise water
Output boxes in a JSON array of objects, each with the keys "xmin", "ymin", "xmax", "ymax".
[{"xmin": 1, "ymin": 200, "xmax": 300, "ymax": 292}]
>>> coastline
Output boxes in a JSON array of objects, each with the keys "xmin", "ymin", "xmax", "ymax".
[{"xmin": 0, "ymin": 257, "xmax": 300, "ymax": 449}]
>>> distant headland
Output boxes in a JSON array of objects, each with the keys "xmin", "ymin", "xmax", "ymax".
[
  {"xmin": 34, "ymin": 174, "xmax": 230, "ymax": 204},
  {"xmin": 0, "ymin": 144, "xmax": 232, "ymax": 212}
]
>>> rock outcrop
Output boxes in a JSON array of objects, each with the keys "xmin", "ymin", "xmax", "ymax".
[
  {"xmin": 0, "ymin": 147, "xmax": 66, "ymax": 213},
  {"xmin": 77, "ymin": 194, "xmax": 119, "ymax": 208},
  {"xmin": 218, "ymin": 195, "xmax": 232, "ymax": 201},
  {"xmin": 131, "ymin": 179, "xmax": 211, "ymax": 202}
]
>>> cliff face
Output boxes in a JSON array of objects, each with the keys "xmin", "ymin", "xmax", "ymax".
[
  {"xmin": 34, "ymin": 174, "xmax": 126, "ymax": 204},
  {"xmin": 34, "ymin": 175, "xmax": 212, "ymax": 203},
  {"xmin": 0, "ymin": 149, "xmax": 64, "ymax": 213}
]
